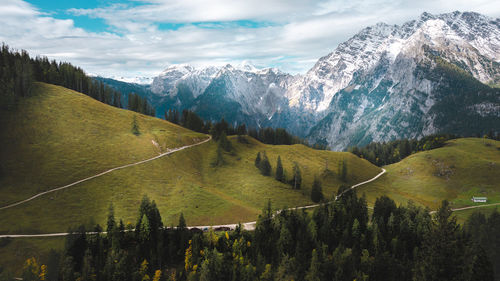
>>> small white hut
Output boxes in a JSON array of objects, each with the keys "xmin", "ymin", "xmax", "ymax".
[{"xmin": 471, "ymin": 196, "xmax": 487, "ymax": 203}]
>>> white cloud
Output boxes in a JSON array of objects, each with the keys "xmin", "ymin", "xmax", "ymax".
[{"xmin": 0, "ymin": 0, "xmax": 499, "ymax": 79}]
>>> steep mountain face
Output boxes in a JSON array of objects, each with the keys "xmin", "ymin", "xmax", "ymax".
[
  {"xmin": 149, "ymin": 65, "xmax": 221, "ymax": 116},
  {"xmin": 193, "ymin": 64, "xmax": 294, "ymax": 128},
  {"xmin": 140, "ymin": 11, "xmax": 500, "ymax": 150},
  {"xmin": 306, "ymin": 11, "xmax": 500, "ymax": 149},
  {"xmin": 93, "ymin": 77, "xmax": 153, "ymax": 108},
  {"xmin": 148, "ymin": 63, "xmax": 314, "ymax": 134}
]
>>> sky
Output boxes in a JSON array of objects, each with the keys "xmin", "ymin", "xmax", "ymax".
[{"xmin": 1, "ymin": 0, "xmax": 499, "ymax": 80}]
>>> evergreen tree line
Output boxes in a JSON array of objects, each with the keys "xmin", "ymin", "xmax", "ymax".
[
  {"xmin": 254, "ymin": 152, "xmax": 326, "ymax": 202},
  {"xmin": 253, "ymin": 153, "xmax": 353, "ymax": 203},
  {"xmin": 211, "ymin": 132, "xmax": 233, "ymax": 167},
  {"xmin": 7, "ymin": 192, "xmax": 500, "ymax": 281},
  {"xmin": 348, "ymin": 134, "xmax": 458, "ymax": 166},
  {"xmin": 128, "ymin": 93, "xmax": 155, "ymax": 116},
  {"xmin": 164, "ymin": 109, "xmax": 328, "ymax": 149},
  {"xmin": 0, "ymin": 44, "xmax": 154, "ymax": 116}
]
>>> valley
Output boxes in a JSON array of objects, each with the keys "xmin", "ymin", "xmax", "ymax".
[
  {"xmin": 358, "ymin": 138, "xmax": 500, "ymax": 210},
  {"xmin": 0, "ymin": 82, "xmax": 381, "ymax": 235},
  {"xmin": 0, "ymin": 82, "xmax": 497, "ymax": 278},
  {"xmin": 0, "ymin": 6, "xmax": 499, "ymax": 281},
  {"xmin": 112, "ymin": 12, "xmax": 499, "ymax": 150}
]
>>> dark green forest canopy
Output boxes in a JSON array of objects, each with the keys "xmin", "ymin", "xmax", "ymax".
[
  {"xmin": 0, "ymin": 44, "xmax": 154, "ymax": 116},
  {"xmin": 7, "ymin": 192, "xmax": 498, "ymax": 281}
]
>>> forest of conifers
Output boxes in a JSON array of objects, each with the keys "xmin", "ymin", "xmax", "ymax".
[
  {"xmin": 0, "ymin": 44, "xmax": 155, "ymax": 116},
  {"xmin": 4, "ymin": 191, "xmax": 499, "ymax": 281}
]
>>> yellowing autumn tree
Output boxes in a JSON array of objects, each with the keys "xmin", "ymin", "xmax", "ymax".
[
  {"xmin": 152, "ymin": 270, "xmax": 161, "ymax": 281},
  {"xmin": 185, "ymin": 240, "xmax": 193, "ymax": 272},
  {"xmin": 39, "ymin": 265, "xmax": 47, "ymax": 281},
  {"xmin": 140, "ymin": 259, "xmax": 150, "ymax": 281},
  {"xmin": 22, "ymin": 257, "xmax": 41, "ymax": 281}
]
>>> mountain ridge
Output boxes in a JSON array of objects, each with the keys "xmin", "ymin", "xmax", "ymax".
[{"xmin": 103, "ymin": 11, "xmax": 500, "ymax": 149}]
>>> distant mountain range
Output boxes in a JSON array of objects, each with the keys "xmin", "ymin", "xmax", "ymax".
[{"xmin": 101, "ymin": 11, "xmax": 500, "ymax": 150}]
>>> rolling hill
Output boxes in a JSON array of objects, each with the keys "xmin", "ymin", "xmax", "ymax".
[
  {"xmin": 0, "ymin": 82, "xmax": 381, "ymax": 235},
  {"xmin": 357, "ymin": 138, "xmax": 500, "ymax": 210},
  {"xmin": 0, "ymin": 83, "xmax": 497, "ymax": 277}
]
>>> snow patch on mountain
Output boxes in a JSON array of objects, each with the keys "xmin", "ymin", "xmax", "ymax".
[{"xmin": 148, "ymin": 11, "xmax": 500, "ymax": 149}]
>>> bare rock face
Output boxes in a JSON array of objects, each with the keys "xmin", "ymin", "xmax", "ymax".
[{"xmin": 148, "ymin": 12, "xmax": 500, "ymax": 150}]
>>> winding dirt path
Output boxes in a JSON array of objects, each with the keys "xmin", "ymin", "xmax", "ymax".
[
  {"xmin": 0, "ymin": 168, "xmax": 386, "ymax": 237},
  {"xmin": 0, "ymin": 136, "xmax": 211, "ymax": 211},
  {"xmin": 428, "ymin": 202, "xmax": 500, "ymax": 215}
]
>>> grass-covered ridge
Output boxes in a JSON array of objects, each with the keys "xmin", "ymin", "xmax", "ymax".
[
  {"xmin": 358, "ymin": 138, "xmax": 500, "ymax": 210},
  {"xmin": 0, "ymin": 82, "xmax": 207, "ymax": 206},
  {"xmin": 0, "ymin": 82, "xmax": 381, "ymax": 235}
]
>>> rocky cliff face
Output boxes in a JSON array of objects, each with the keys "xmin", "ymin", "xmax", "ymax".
[
  {"xmin": 147, "ymin": 11, "xmax": 500, "ymax": 150},
  {"xmin": 306, "ymin": 11, "xmax": 500, "ymax": 149}
]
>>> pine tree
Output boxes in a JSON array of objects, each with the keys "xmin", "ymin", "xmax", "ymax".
[
  {"xmin": 470, "ymin": 247, "xmax": 494, "ymax": 281},
  {"xmin": 259, "ymin": 152, "xmax": 271, "ymax": 176},
  {"xmin": 292, "ymin": 162, "xmax": 302, "ymax": 189},
  {"xmin": 413, "ymin": 200, "xmax": 468, "ymax": 281},
  {"xmin": 275, "ymin": 156, "xmax": 284, "ymax": 182},
  {"xmin": 107, "ymin": 203, "xmax": 115, "ymax": 234},
  {"xmin": 305, "ymin": 249, "xmax": 322, "ymax": 281},
  {"xmin": 219, "ymin": 132, "xmax": 232, "ymax": 152},
  {"xmin": 311, "ymin": 176, "xmax": 323, "ymax": 203},
  {"xmin": 255, "ymin": 152, "xmax": 261, "ymax": 168},
  {"xmin": 178, "ymin": 213, "xmax": 186, "ymax": 229},
  {"xmin": 212, "ymin": 142, "xmax": 224, "ymax": 167},
  {"xmin": 338, "ymin": 159, "xmax": 347, "ymax": 182},
  {"xmin": 132, "ymin": 116, "xmax": 140, "ymax": 136},
  {"xmin": 277, "ymin": 224, "xmax": 292, "ymax": 257},
  {"xmin": 139, "ymin": 214, "xmax": 151, "ymax": 243},
  {"xmin": 81, "ymin": 250, "xmax": 95, "ymax": 281}
]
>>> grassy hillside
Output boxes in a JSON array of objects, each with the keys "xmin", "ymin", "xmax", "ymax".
[
  {"xmin": 0, "ymin": 82, "xmax": 207, "ymax": 206},
  {"xmin": 0, "ymin": 82, "xmax": 381, "ymax": 235},
  {"xmin": 0, "ymin": 82, "xmax": 381, "ymax": 275},
  {"xmin": 0, "ymin": 236, "xmax": 65, "ymax": 277},
  {"xmin": 358, "ymin": 138, "xmax": 500, "ymax": 210}
]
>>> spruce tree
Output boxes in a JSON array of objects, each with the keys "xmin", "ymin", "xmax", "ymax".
[
  {"xmin": 255, "ymin": 152, "xmax": 261, "ymax": 167},
  {"xmin": 107, "ymin": 203, "xmax": 116, "ymax": 234},
  {"xmin": 311, "ymin": 176, "xmax": 323, "ymax": 203},
  {"xmin": 338, "ymin": 159, "xmax": 347, "ymax": 182},
  {"xmin": 413, "ymin": 200, "xmax": 468, "ymax": 281},
  {"xmin": 470, "ymin": 247, "xmax": 494, "ymax": 281},
  {"xmin": 259, "ymin": 152, "xmax": 271, "ymax": 176},
  {"xmin": 132, "ymin": 116, "xmax": 140, "ymax": 136},
  {"xmin": 292, "ymin": 162, "xmax": 302, "ymax": 189},
  {"xmin": 275, "ymin": 156, "xmax": 284, "ymax": 182},
  {"xmin": 212, "ymin": 142, "xmax": 224, "ymax": 167},
  {"xmin": 219, "ymin": 132, "xmax": 232, "ymax": 152},
  {"xmin": 178, "ymin": 213, "xmax": 187, "ymax": 229},
  {"xmin": 305, "ymin": 249, "xmax": 322, "ymax": 281}
]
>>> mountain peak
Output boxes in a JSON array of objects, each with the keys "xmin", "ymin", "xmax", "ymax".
[{"xmin": 147, "ymin": 11, "xmax": 498, "ymax": 150}]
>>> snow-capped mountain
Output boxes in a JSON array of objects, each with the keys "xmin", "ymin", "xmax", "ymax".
[
  {"xmin": 150, "ymin": 63, "xmax": 301, "ymax": 130},
  {"xmin": 306, "ymin": 11, "xmax": 500, "ymax": 149},
  {"xmin": 145, "ymin": 11, "xmax": 500, "ymax": 150},
  {"xmin": 195, "ymin": 64, "xmax": 298, "ymax": 130},
  {"xmin": 151, "ymin": 65, "xmax": 220, "ymax": 99},
  {"xmin": 108, "ymin": 75, "xmax": 154, "ymax": 85}
]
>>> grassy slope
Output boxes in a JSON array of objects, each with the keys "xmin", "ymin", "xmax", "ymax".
[
  {"xmin": 0, "ymin": 82, "xmax": 381, "ymax": 235},
  {"xmin": 0, "ymin": 237, "xmax": 65, "ymax": 277},
  {"xmin": 358, "ymin": 138, "xmax": 500, "ymax": 210},
  {"xmin": 0, "ymin": 136, "xmax": 381, "ymax": 234},
  {"xmin": 0, "ymin": 82, "xmax": 381, "ymax": 275},
  {"xmin": 0, "ymin": 82, "xmax": 206, "ymax": 205}
]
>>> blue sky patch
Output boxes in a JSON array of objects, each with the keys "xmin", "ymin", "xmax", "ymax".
[{"xmin": 25, "ymin": 0, "xmax": 143, "ymax": 33}]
